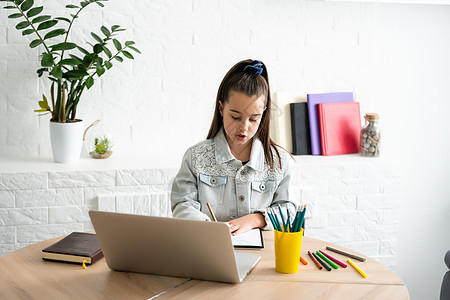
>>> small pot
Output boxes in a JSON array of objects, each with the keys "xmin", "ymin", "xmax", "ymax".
[{"xmin": 49, "ymin": 119, "xmax": 85, "ymax": 163}]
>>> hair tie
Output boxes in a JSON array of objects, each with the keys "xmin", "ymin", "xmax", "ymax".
[{"xmin": 243, "ymin": 61, "xmax": 264, "ymax": 75}]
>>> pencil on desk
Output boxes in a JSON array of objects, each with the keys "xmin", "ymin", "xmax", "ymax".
[
  {"xmin": 206, "ymin": 202, "xmax": 217, "ymax": 222},
  {"xmin": 308, "ymin": 251, "xmax": 322, "ymax": 270},
  {"xmin": 318, "ymin": 250, "xmax": 347, "ymax": 268},
  {"xmin": 312, "ymin": 252, "xmax": 331, "ymax": 271},
  {"xmin": 300, "ymin": 256, "xmax": 308, "ymax": 265},
  {"xmin": 347, "ymin": 258, "xmax": 368, "ymax": 278},
  {"xmin": 316, "ymin": 251, "xmax": 338, "ymax": 269},
  {"xmin": 326, "ymin": 246, "xmax": 366, "ymax": 262}
]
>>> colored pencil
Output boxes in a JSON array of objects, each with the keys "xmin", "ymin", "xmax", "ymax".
[
  {"xmin": 206, "ymin": 202, "xmax": 217, "ymax": 222},
  {"xmin": 316, "ymin": 251, "xmax": 338, "ymax": 269},
  {"xmin": 300, "ymin": 256, "xmax": 308, "ymax": 265},
  {"xmin": 308, "ymin": 251, "xmax": 322, "ymax": 270},
  {"xmin": 278, "ymin": 205, "xmax": 286, "ymax": 232},
  {"xmin": 347, "ymin": 258, "xmax": 368, "ymax": 278},
  {"xmin": 326, "ymin": 246, "xmax": 366, "ymax": 262},
  {"xmin": 312, "ymin": 252, "xmax": 331, "ymax": 271},
  {"xmin": 318, "ymin": 250, "xmax": 347, "ymax": 268}
]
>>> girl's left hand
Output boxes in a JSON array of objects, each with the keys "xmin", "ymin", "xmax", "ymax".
[{"xmin": 226, "ymin": 213, "xmax": 266, "ymax": 236}]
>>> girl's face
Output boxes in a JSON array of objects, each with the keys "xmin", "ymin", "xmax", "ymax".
[{"xmin": 219, "ymin": 91, "xmax": 266, "ymax": 148}]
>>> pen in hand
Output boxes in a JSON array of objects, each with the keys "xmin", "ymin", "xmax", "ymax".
[{"xmin": 206, "ymin": 202, "xmax": 217, "ymax": 222}]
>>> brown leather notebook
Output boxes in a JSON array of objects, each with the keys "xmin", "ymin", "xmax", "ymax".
[{"xmin": 42, "ymin": 232, "xmax": 103, "ymax": 265}]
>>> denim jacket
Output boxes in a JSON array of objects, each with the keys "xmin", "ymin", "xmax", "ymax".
[{"xmin": 171, "ymin": 128, "xmax": 297, "ymax": 230}]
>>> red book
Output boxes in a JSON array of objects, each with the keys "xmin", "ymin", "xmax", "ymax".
[{"xmin": 318, "ymin": 102, "xmax": 361, "ymax": 156}]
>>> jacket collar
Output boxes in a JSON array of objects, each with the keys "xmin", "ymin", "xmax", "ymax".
[{"xmin": 214, "ymin": 128, "xmax": 264, "ymax": 171}]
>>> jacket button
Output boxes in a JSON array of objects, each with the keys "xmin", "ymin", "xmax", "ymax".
[
  {"xmin": 239, "ymin": 195, "xmax": 245, "ymax": 202},
  {"xmin": 260, "ymin": 184, "xmax": 265, "ymax": 190},
  {"xmin": 210, "ymin": 178, "xmax": 216, "ymax": 184}
]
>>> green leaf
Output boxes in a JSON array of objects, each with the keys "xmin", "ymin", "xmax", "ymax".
[
  {"xmin": 68, "ymin": 55, "xmax": 83, "ymax": 64},
  {"xmin": 15, "ymin": 21, "xmax": 31, "ymax": 30},
  {"xmin": 26, "ymin": 6, "xmax": 43, "ymax": 17},
  {"xmin": 122, "ymin": 50, "xmax": 133, "ymax": 59},
  {"xmin": 112, "ymin": 39, "xmax": 122, "ymax": 51},
  {"xmin": 65, "ymin": 4, "xmax": 79, "ymax": 8},
  {"xmin": 100, "ymin": 26, "xmax": 110, "ymax": 37},
  {"xmin": 102, "ymin": 46, "xmax": 112, "ymax": 58},
  {"xmin": 77, "ymin": 46, "xmax": 90, "ymax": 55},
  {"xmin": 80, "ymin": 1, "xmax": 89, "ymax": 8},
  {"xmin": 36, "ymin": 94, "xmax": 51, "ymax": 111},
  {"xmin": 14, "ymin": 0, "xmax": 24, "ymax": 5},
  {"xmin": 124, "ymin": 41, "xmax": 135, "ymax": 46},
  {"xmin": 22, "ymin": 28, "xmax": 34, "ymax": 35},
  {"xmin": 95, "ymin": 1, "xmax": 104, "ymax": 7},
  {"xmin": 114, "ymin": 56, "xmax": 123, "ymax": 62},
  {"xmin": 32, "ymin": 15, "xmax": 51, "ymax": 23},
  {"xmin": 86, "ymin": 76, "xmax": 94, "ymax": 89},
  {"xmin": 111, "ymin": 25, "xmax": 120, "ymax": 32},
  {"xmin": 29, "ymin": 39, "xmax": 42, "ymax": 48},
  {"xmin": 93, "ymin": 44, "xmax": 102, "ymax": 54},
  {"xmin": 91, "ymin": 32, "xmax": 102, "ymax": 43},
  {"xmin": 96, "ymin": 65, "xmax": 105, "ymax": 77},
  {"xmin": 60, "ymin": 58, "xmax": 80, "ymax": 66},
  {"xmin": 43, "ymin": 28, "xmax": 65, "ymax": 40},
  {"xmin": 65, "ymin": 69, "xmax": 89, "ymax": 79},
  {"xmin": 51, "ymin": 66, "xmax": 62, "ymax": 79},
  {"xmin": 70, "ymin": 14, "xmax": 78, "ymax": 19},
  {"xmin": 37, "ymin": 19, "xmax": 57, "ymax": 30},
  {"xmin": 20, "ymin": 0, "xmax": 33, "ymax": 11},
  {"xmin": 104, "ymin": 61, "xmax": 113, "ymax": 70},
  {"xmin": 36, "ymin": 67, "xmax": 47, "ymax": 77},
  {"xmin": 54, "ymin": 17, "xmax": 71, "ymax": 23},
  {"xmin": 41, "ymin": 52, "xmax": 54, "ymax": 67},
  {"xmin": 128, "ymin": 46, "xmax": 141, "ymax": 54},
  {"xmin": 8, "ymin": 13, "xmax": 23, "ymax": 19},
  {"xmin": 3, "ymin": 6, "xmax": 17, "ymax": 9},
  {"xmin": 51, "ymin": 42, "xmax": 77, "ymax": 51}
]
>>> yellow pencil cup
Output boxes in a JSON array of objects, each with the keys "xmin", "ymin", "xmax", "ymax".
[{"xmin": 274, "ymin": 228, "xmax": 303, "ymax": 274}]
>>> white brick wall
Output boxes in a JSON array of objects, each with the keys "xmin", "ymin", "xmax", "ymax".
[
  {"xmin": 0, "ymin": 156, "xmax": 400, "ymax": 269},
  {"xmin": 0, "ymin": 0, "xmax": 377, "ymax": 160}
]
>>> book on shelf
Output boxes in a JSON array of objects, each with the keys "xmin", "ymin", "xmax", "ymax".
[
  {"xmin": 290, "ymin": 102, "xmax": 311, "ymax": 155},
  {"xmin": 318, "ymin": 101, "xmax": 361, "ymax": 156},
  {"xmin": 307, "ymin": 92, "xmax": 354, "ymax": 155},
  {"xmin": 42, "ymin": 232, "xmax": 103, "ymax": 265}
]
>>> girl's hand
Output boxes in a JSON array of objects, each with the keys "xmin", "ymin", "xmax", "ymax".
[{"xmin": 226, "ymin": 213, "xmax": 266, "ymax": 236}]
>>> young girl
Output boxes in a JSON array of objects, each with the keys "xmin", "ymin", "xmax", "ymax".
[{"xmin": 171, "ymin": 59, "xmax": 297, "ymax": 235}]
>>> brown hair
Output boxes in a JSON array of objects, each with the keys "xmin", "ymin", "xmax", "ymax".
[{"xmin": 207, "ymin": 59, "xmax": 282, "ymax": 170}]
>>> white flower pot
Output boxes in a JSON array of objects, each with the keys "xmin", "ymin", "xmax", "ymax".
[{"xmin": 49, "ymin": 120, "xmax": 85, "ymax": 163}]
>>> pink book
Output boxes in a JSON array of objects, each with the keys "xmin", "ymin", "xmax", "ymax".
[{"xmin": 318, "ymin": 102, "xmax": 361, "ymax": 156}]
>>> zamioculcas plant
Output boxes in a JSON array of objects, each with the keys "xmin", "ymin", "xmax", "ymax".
[{"xmin": 1, "ymin": 0, "xmax": 141, "ymax": 122}]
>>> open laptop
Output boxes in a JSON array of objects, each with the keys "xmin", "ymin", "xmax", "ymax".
[{"xmin": 89, "ymin": 211, "xmax": 261, "ymax": 284}]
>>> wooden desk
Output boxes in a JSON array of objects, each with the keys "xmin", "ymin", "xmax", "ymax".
[{"xmin": 0, "ymin": 231, "xmax": 409, "ymax": 300}]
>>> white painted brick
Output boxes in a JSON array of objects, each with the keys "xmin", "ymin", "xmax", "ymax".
[
  {"xmin": 380, "ymin": 239, "xmax": 398, "ymax": 256},
  {"xmin": 306, "ymin": 227, "xmax": 354, "ymax": 243},
  {"xmin": 6, "ymin": 61, "xmax": 40, "ymax": 78},
  {"xmin": 373, "ymin": 256, "xmax": 397, "ymax": 269},
  {"xmin": 149, "ymin": 192, "xmax": 170, "ymax": 217},
  {"xmin": 306, "ymin": 212, "xmax": 327, "ymax": 229},
  {"xmin": 328, "ymin": 210, "xmax": 358, "ymax": 227},
  {"xmin": 84, "ymin": 186, "xmax": 150, "ymax": 206},
  {"xmin": 48, "ymin": 170, "xmax": 115, "ymax": 188},
  {"xmin": 0, "ymin": 208, "xmax": 47, "ymax": 225},
  {"xmin": 382, "ymin": 178, "xmax": 401, "ymax": 194},
  {"xmin": 3, "ymin": 77, "xmax": 39, "ymax": 95},
  {"xmin": 382, "ymin": 208, "xmax": 399, "ymax": 225},
  {"xmin": 0, "ymin": 45, "xmax": 38, "ymax": 61},
  {"xmin": 48, "ymin": 206, "xmax": 90, "ymax": 224},
  {"xmin": 0, "ymin": 173, "xmax": 47, "ymax": 191},
  {"xmin": 357, "ymin": 209, "xmax": 383, "ymax": 226},
  {"xmin": 15, "ymin": 190, "xmax": 56, "ymax": 207},
  {"xmin": 55, "ymin": 188, "xmax": 83, "ymax": 206},
  {"xmin": 116, "ymin": 194, "xmax": 133, "ymax": 214},
  {"xmin": 355, "ymin": 224, "xmax": 399, "ymax": 242},
  {"xmin": 357, "ymin": 194, "xmax": 400, "ymax": 210},
  {"xmin": 316, "ymin": 195, "xmax": 356, "ymax": 211},
  {"xmin": 133, "ymin": 194, "xmax": 150, "ymax": 215},
  {"xmin": 0, "ymin": 27, "xmax": 6, "ymax": 44},
  {"xmin": 98, "ymin": 195, "xmax": 115, "ymax": 212},
  {"xmin": 250, "ymin": 0, "xmax": 301, "ymax": 15},
  {"xmin": 0, "ymin": 244, "xmax": 15, "ymax": 257},
  {"xmin": 0, "ymin": 191, "xmax": 15, "ymax": 208},
  {"xmin": 341, "ymin": 240, "xmax": 381, "ymax": 257},
  {"xmin": 134, "ymin": 0, "xmax": 192, "ymax": 13},
  {"xmin": 298, "ymin": 179, "xmax": 328, "ymax": 195},
  {"xmin": 0, "ymin": 226, "xmax": 15, "ymax": 244},
  {"xmin": 328, "ymin": 179, "xmax": 364, "ymax": 195},
  {"xmin": 0, "ymin": 144, "xmax": 39, "ymax": 156},
  {"xmin": 116, "ymin": 169, "xmax": 175, "ymax": 186},
  {"xmin": 16, "ymin": 223, "xmax": 83, "ymax": 243}
]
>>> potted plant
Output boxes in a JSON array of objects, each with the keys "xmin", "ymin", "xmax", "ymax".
[{"xmin": 1, "ymin": 0, "xmax": 140, "ymax": 163}]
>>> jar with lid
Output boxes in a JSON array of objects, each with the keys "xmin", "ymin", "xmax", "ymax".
[{"xmin": 360, "ymin": 113, "xmax": 380, "ymax": 157}]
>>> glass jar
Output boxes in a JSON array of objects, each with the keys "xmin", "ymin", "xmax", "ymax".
[{"xmin": 360, "ymin": 113, "xmax": 380, "ymax": 157}]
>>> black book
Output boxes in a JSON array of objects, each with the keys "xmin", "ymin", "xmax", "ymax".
[{"xmin": 290, "ymin": 102, "xmax": 312, "ymax": 155}]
